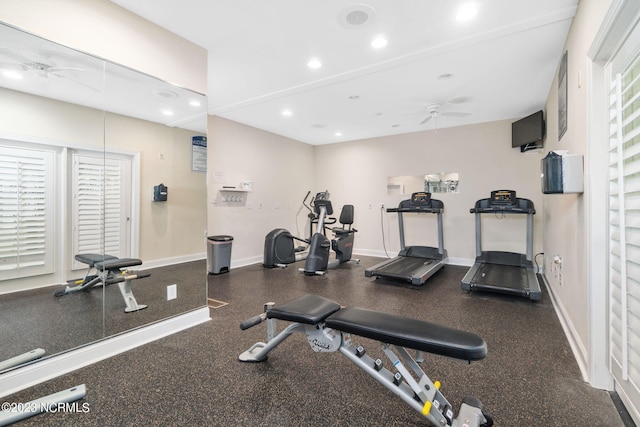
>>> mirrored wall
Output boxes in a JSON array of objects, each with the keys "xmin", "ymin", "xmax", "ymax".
[
  {"xmin": 387, "ymin": 173, "xmax": 460, "ymax": 195},
  {"xmin": 0, "ymin": 23, "xmax": 207, "ymax": 373}
]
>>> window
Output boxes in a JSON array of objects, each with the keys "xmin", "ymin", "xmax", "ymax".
[
  {"xmin": 0, "ymin": 144, "xmax": 55, "ymax": 280},
  {"xmin": 608, "ymin": 47, "xmax": 640, "ymax": 418}
]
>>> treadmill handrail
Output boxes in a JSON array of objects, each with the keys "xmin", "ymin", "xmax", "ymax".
[
  {"xmin": 387, "ymin": 207, "xmax": 443, "ymax": 214},
  {"xmin": 470, "ymin": 197, "xmax": 535, "ymax": 214},
  {"xmin": 470, "ymin": 206, "xmax": 535, "ymax": 214}
]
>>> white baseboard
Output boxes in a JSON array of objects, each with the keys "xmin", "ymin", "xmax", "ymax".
[
  {"xmin": 541, "ymin": 274, "xmax": 589, "ymax": 382},
  {"xmin": 0, "ymin": 307, "xmax": 211, "ymax": 398},
  {"xmin": 140, "ymin": 253, "xmax": 206, "ymax": 270}
]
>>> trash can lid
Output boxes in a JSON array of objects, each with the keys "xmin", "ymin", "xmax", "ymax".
[{"xmin": 208, "ymin": 235, "xmax": 233, "ymax": 242}]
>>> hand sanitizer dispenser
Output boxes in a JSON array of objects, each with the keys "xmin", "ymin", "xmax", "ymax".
[
  {"xmin": 541, "ymin": 151, "xmax": 584, "ymax": 194},
  {"xmin": 153, "ymin": 183, "xmax": 168, "ymax": 201}
]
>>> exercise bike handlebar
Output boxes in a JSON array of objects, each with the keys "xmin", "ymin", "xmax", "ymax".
[{"xmin": 239, "ymin": 313, "xmax": 267, "ymax": 330}]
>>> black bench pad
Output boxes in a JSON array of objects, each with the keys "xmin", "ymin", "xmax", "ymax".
[
  {"xmin": 75, "ymin": 253, "xmax": 119, "ymax": 267},
  {"xmin": 325, "ymin": 307, "xmax": 487, "ymax": 361},
  {"xmin": 95, "ymin": 258, "xmax": 142, "ymax": 272},
  {"xmin": 267, "ymin": 294, "xmax": 341, "ymax": 325}
]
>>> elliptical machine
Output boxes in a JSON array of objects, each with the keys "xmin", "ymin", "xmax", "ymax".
[
  {"xmin": 263, "ymin": 191, "xmax": 317, "ymax": 268},
  {"xmin": 301, "ymin": 191, "xmax": 359, "ymax": 276}
]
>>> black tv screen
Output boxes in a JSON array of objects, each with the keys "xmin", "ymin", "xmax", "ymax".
[{"xmin": 512, "ymin": 110, "xmax": 545, "ymax": 150}]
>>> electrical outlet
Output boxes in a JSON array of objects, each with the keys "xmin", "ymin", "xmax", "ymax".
[{"xmin": 167, "ymin": 284, "xmax": 177, "ymax": 300}]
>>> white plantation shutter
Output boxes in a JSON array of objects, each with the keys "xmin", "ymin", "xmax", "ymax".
[
  {"xmin": 72, "ymin": 154, "xmax": 129, "ymax": 268},
  {"xmin": 608, "ymin": 50, "xmax": 640, "ymax": 417},
  {"xmin": 0, "ymin": 145, "xmax": 55, "ymax": 279}
]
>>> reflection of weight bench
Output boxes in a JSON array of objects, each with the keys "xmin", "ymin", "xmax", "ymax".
[
  {"xmin": 55, "ymin": 254, "xmax": 150, "ymax": 313},
  {"xmin": 240, "ymin": 294, "xmax": 492, "ymax": 427}
]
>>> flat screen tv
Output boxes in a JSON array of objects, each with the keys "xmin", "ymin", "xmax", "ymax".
[{"xmin": 512, "ymin": 110, "xmax": 545, "ymax": 152}]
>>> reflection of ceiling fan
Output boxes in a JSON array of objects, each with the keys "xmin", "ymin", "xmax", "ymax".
[
  {"xmin": 419, "ymin": 103, "xmax": 471, "ymax": 125},
  {"xmin": 0, "ymin": 47, "xmax": 96, "ymax": 89}
]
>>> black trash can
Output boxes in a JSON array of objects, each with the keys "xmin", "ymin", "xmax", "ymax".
[{"xmin": 207, "ymin": 235, "xmax": 233, "ymax": 274}]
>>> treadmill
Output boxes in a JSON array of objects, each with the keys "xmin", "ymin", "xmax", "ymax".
[
  {"xmin": 461, "ymin": 189, "xmax": 541, "ymax": 301},
  {"xmin": 365, "ymin": 192, "xmax": 447, "ymax": 286}
]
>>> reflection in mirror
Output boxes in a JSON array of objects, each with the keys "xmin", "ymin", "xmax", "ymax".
[
  {"xmin": 0, "ymin": 23, "xmax": 207, "ymax": 373},
  {"xmin": 387, "ymin": 173, "xmax": 460, "ymax": 195}
]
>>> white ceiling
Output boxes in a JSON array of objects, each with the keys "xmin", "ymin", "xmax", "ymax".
[
  {"xmin": 0, "ymin": 23, "xmax": 207, "ymax": 133},
  {"xmin": 111, "ymin": 0, "xmax": 578, "ymax": 145}
]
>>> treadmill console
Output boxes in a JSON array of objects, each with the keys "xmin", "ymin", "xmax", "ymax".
[
  {"xmin": 410, "ymin": 192, "xmax": 432, "ymax": 206},
  {"xmin": 489, "ymin": 190, "xmax": 517, "ymax": 206}
]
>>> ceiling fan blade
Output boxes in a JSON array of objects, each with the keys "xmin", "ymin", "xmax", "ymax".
[
  {"xmin": 419, "ymin": 115, "xmax": 433, "ymax": 125},
  {"xmin": 0, "ymin": 47, "xmax": 34, "ymax": 65},
  {"xmin": 442, "ymin": 111, "xmax": 470, "ymax": 118},
  {"xmin": 48, "ymin": 66, "xmax": 85, "ymax": 73},
  {"xmin": 52, "ymin": 73, "xmax": 101, "ymax": 91}
]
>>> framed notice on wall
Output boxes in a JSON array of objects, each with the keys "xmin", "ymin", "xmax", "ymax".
[
  {"xmin": 558, "ymin": 51, "xmax": 568, "ymax": 140},
  {"xmin": 191, "ymin": 136, "xmax": 207, "ymax": 172}
]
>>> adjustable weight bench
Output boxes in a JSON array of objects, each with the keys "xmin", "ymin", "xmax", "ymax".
[
  {"xmin": 54, "ymin": 254, "xmax": 150, "ymax": 313},
  {"xmin": 239, "ymin": 294, "xmax": 492, "ymax": 427}
]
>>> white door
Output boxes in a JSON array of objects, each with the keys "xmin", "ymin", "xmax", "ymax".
[{"xmin": 71, "ymin": 152, "xmax": 131, "ymax": 269}]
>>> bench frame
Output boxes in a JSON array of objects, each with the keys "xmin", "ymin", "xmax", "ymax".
[
  {"xmin": 55, "ymin": 254, "xmax": 149, "ymax": 313},
  {"xmin": 239, "ymin": 295, "xmax": 491, "ymax": 427}
]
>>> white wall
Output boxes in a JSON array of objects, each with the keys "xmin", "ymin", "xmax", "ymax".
[
  {"xmin": 207, "ymin": 116, "xmax": 315, "ymax": 266},
  {"xmin": 542, "ymin": 0, "xmax": 614, "ymax": 386},
  {"xmin": 209, "ymin": 117, "xmax": 544, "ymax": 267},
  {"xmin": 315, "ymin": 119, "xmax": 544, "ymax": 265},
  {"xmin": 0, "ymin": 88, "xmax": 207, "ymax": 292}
]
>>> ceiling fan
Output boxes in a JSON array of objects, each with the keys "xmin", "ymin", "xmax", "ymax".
[
  {"xmin": 0, "ymin": 47, "xmax": 96, "ymax": 90},
  {"xmin": 419, "ymin": 103, "xmax": 471, "ymax": 125}
]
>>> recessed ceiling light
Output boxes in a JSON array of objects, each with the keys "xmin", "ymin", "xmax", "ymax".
[
  {"xmin": 281, "ymin": 109, "xmax": 292, "ymax": 117},
  {"xmin": 456, "ymin": 3, "xmax": 478, "ymax": 22},
  {"xmin": 335, "ymin": 131, "xmax": 343, "ymax": 137},
  {"xmin": 189, "ymin": 99, "xmax": 201, "ymax": 107},
  {"xmin": 307, "ymin": 58, "xmax": 322, "ymax": 69},
  {"xmin": 1, "ymin": 69, "xmax": 23, "ymax": 80},
  {"xmin": 153, "ymin": 89, "xmax": 179, "ymax": 98},
  {"xmin": 161, "ymin": 109, "xmax": 174, "ymax": 116},
  {"xmin": 371, "ymin": 35, "xmax": 388, "ymax": 49}
]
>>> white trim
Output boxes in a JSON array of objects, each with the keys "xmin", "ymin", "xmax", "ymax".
[
  {"xmin": 585, "ymin": 55, "xmax": 615, "ymax": 390},
  {"xmin": 542, "ymin": 274, "xmax": 591, "ymax": 383},
  {"xmin": 139, "ymin": 252, "xmax": 206, "ymax": 270},
  {"xmin": 0, "ymin": 307, "xmax": 211, "ymax": 398}
]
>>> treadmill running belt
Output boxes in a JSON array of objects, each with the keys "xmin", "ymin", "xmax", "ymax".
[
  {"xmin": 472, "ymin": 264, "xmax": 527, "ymax": 291},
  {"xmin": 374, "ymin": 256, "xmax": 436, "ymax": 277}
]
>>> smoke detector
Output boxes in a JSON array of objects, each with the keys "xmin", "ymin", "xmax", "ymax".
[{"xmin": 338, "ymin": 4, "xmax": 377, "ymax": 29}]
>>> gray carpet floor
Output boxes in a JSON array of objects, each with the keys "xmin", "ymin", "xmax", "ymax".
[{"xmin": 1, "ymin": 256, "xmax": 632, "ymax": 426}]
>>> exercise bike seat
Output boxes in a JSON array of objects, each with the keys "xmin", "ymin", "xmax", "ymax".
[
  {"xmin": 325, "ymin": 307, "xmax": 487, "ymax": 361},
  {"xmin": 267, "ymin": 294, "xmax": 341, "ymax": 325},
  {"xmin": 94, "ymin": 257, "xmax": 142, "ymax": 272},
  {"xmin": 75, "ymin": 253, "xmax": 119, "ymax": 267}
]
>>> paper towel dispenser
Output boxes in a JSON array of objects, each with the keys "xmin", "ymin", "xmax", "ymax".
[{"xmin": 541, "ymin": 151, "xmax": 583, "ymax": 194}]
